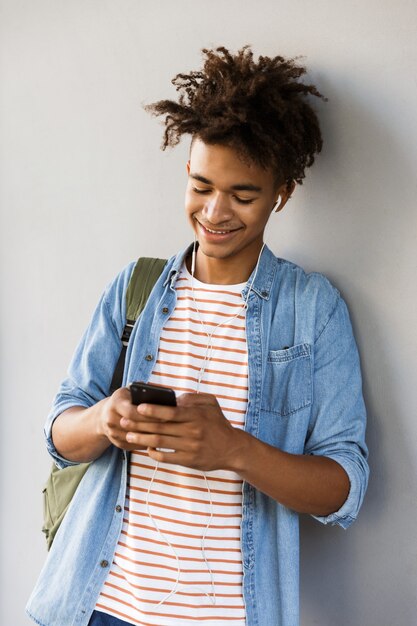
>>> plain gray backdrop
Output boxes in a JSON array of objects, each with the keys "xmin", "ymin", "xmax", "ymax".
[{"xmin": 1, "ymin": 1, "xmax": 416, "ymax": 624}]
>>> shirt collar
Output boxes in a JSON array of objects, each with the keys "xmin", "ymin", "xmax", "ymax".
[
  {"xmin": 163, "ymin": 242, "xmax": 277, "ymax": 300},
  {"xmin": 163, "ymin": 242, "xmax": 194, "ymax": 288}
]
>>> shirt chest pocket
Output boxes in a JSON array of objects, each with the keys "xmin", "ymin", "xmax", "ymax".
[{"xmin": 261, "ymin": 343, "xmax": 312, "ymax": 416}]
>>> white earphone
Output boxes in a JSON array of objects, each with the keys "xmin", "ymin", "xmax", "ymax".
[
  {"xmin": 273, "ymin": 194, "xmax": 282, "ymax": 211},
  {"xmin": 191, "ymin": 235, "xmax": 197, "ymax": 275},
  {"xmin": 148, "ymin": 237, "xmax": 266, "ymax": 610}
]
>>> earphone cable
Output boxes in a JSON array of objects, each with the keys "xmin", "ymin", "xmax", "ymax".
[{"xmin": 145, "ymin": 240, "xmax": 266, "ymax": 608}]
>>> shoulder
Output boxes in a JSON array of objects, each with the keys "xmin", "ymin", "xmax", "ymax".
[
  {"xmin": 278, "ymin": 255, "xmax": 339, "ymax": 299},
  {"xmin": 101, "ymin": 254, "xmax": 178, "ymax": 325},
  {"xmin": 103, "ymin": 252, "xmax": 179, "ymax": 305},
  {"xmin": 102, "ymin": 261, "xmax": 136, "ymax": 304},
  {"xmin": 98, "ymin": 261, "xmax": 136, "ymax": 331},
  {"xmin": 270, "ymin": 254, "xmax": 343, "ymax": 341}
]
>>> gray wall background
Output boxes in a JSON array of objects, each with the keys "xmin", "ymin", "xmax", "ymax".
[{"xmin": 1, "ymin": 1, "xmax": 416, "ymax": 624}]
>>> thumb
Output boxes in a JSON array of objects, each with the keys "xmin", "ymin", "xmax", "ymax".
[{"xmin": 176, "ymin": 392, "xmax": 219, "ymax": 408}]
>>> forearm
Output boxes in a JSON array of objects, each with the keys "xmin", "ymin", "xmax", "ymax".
[
  {"xmin": 51, "ymin": 401, "xmax": 111, "ymax": 463},
  {"xmin": 230, "ymin": 430, "xmax": 350, "ymax": 516}
]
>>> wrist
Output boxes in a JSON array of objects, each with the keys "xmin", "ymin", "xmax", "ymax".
[
  {"xmin": 226, "ymin": 428, "xmax": 254, "ymax": 474},
  {"xmin": 92, "ymin": 397, "xmax": 110, "ymax": 441}
]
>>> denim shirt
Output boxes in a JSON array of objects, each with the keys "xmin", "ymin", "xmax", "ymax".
[{"xmin": 26, "ymin": 244, "xmax": 369, "ymax": 626}]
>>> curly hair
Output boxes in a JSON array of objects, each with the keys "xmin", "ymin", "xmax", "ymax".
[{"xmin": 145, "ymin": 46, "xmax": 326, "ymax": 189}]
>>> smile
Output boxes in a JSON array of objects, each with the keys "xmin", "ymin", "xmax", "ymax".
[
  {"xmin": 198, "ymin": 222, "xmax": 241, "ymax": 236},
  {"xmin": 205, "ymin": 227, "xmax": 233, "ymax": 234}
]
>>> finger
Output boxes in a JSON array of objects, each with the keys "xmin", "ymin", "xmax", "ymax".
[
  {"xmin": 176, "ymin": 392, "xmax": 220, "ymax": 408},
  {"xmin": 112, "ymin": 386, "xmax": 131, "ymax": 402},
  {"xmin": 125, "ymin": 432, "xmax": 187, "ymax": 450},
  {"xmin": 120, "ymin": 420, "xmax": 184, "ymax": 436},
  {"xmin": 105, "ymin": 428, "xmax": 147, "ymax": 452},
  {"xmin": 113, "ymin": 405, "xmax": 143, "ymax": 431},
  {"xmin": 119, "ymin": 408, "xmax": 186, "ymax": 432},
  {"xmin": 146, "ymin": 448, "xmax": 206, "ymax": 471},
  {"xmin": 110, "ymin": 389, "xmax": 139, "ymax": 421},
  {"xmin": 136, "ymin": 403, "xmax": 181, "ymax": 421},
  {"xmin": 147, "ymin": 448, "xmax": 187, "ymax": 465},
  {"xmin": 121, "ymin": 442, "xmax": 148, "ymax": 452}
]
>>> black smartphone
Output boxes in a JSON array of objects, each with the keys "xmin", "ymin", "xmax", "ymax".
[{"xmin": 129, "ymin": 381, "xmax": 177, "ymax": 406}]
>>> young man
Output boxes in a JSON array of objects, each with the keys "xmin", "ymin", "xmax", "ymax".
[{"xmin": 27, "ymin": 47, "xmax": 369, "ymax": 626}]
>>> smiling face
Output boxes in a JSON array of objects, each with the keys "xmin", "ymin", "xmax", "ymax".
[{"xmin": 185, "ymin": 138, "xmax": 291, "ymax": 284}]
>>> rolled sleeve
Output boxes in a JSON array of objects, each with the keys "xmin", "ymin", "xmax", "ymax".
[
  {"xmin": 44, "ymin": 387, "xmax": 100, "ymax": 468},
  {"xmin": 312, "ymin": 451, "xmax": 369, "ymax": 528},
  {"xmin": 305, "ymin": 294, "xmax": 369, "ymax": 528},
  {"xmin": 45, "ymin": 262, "xmax": 135, "ymax": 468}
]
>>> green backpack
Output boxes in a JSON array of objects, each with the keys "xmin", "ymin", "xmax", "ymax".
[{"xmin": 42, "ymin": 257, "xmax": 167, "ymax": 550}]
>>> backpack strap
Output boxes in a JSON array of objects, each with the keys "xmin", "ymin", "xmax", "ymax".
[
  {"xmin": 109, "ymin": 257, "xmax": 167, "ymax": 393},
  {"xmin": 43, "ymin": 257, "xmax": 168, "ymax": 550}
]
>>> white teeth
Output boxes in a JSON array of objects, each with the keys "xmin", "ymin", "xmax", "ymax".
[{"xmin": 205, "ymin": 227, "xmax": 230, "ymax": 234}]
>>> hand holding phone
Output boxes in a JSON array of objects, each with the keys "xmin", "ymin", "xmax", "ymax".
[{"xmin": 129, "ymin": 381, "xmax": 177, "ymax": 407}]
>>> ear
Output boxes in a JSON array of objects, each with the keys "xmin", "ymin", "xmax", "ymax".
[
  {"xmin": 186, "ymin": 160, "xmax": 190, "ymax": 175},
  {"xmin": 273, "ymin": 180, "xmax": 296, "ymax": 213}
]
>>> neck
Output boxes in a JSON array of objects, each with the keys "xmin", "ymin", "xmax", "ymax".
[{"xmin": 188, "ymin": 242, "xmax": 266, "ymax": 285}]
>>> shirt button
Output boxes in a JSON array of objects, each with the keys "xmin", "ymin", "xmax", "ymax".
[
  {"xmin": 162, "ymin": 306, "xmax": 169, "ymax": 314},
  {"xmin": 261, "ymin": 291, "xmax": 268, "ymax": 297},
  {"xmin": 145, "ymin": 354, "xmax": 153, "ymax": 361},
  {"xmin": 115, "ymin": 505, "xmax": 122, "ymax": 513},
  {"xmin": 100, "ymin": 560, "xmax": 109, "ymax": 568}
]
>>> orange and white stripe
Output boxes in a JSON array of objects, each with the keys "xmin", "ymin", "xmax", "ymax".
[{"xmin": 96, "ymin": 263, "xmax": 248, "ymax": 625}]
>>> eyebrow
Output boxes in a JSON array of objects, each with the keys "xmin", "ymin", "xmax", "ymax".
[{"xmin": 189, "ymin": 172, "xmax": 262, "ymax": 193}]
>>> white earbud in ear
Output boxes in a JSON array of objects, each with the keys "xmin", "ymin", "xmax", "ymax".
[{"xmin": 273, "ymin": 195, "xmax": 282, "ymax": 212}]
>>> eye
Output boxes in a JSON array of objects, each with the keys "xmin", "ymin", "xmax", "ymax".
[
  {"xmin": 192, "ymin": 186, "xmax": 211, "ymax": 195},
  {"xmin": 233, "ymin": 196, "xmax": 255, "ymax": 205}
]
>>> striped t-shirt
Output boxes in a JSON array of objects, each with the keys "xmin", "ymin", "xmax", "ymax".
[{"xmin": 95, "ymin": 262, "xmax": 248, "ymax": 625}]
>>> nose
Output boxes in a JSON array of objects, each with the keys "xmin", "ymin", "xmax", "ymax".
[{"xmin": 202, "ymin": 192, "xmax": 233, "ymax": 225}]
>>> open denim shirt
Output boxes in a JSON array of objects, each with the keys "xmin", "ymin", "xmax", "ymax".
[{"xmin": 27, "ymin": 244, "xmax": 369, "ymax": 626}]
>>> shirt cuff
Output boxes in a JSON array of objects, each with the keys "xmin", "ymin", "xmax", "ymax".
[
  {"xmin": 44, "ymin": 400, "xmax": 91, "ymax": 469},
  {"xmin": 311, "ymin": 453, "xmax": 368, "ymax": 529}
]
